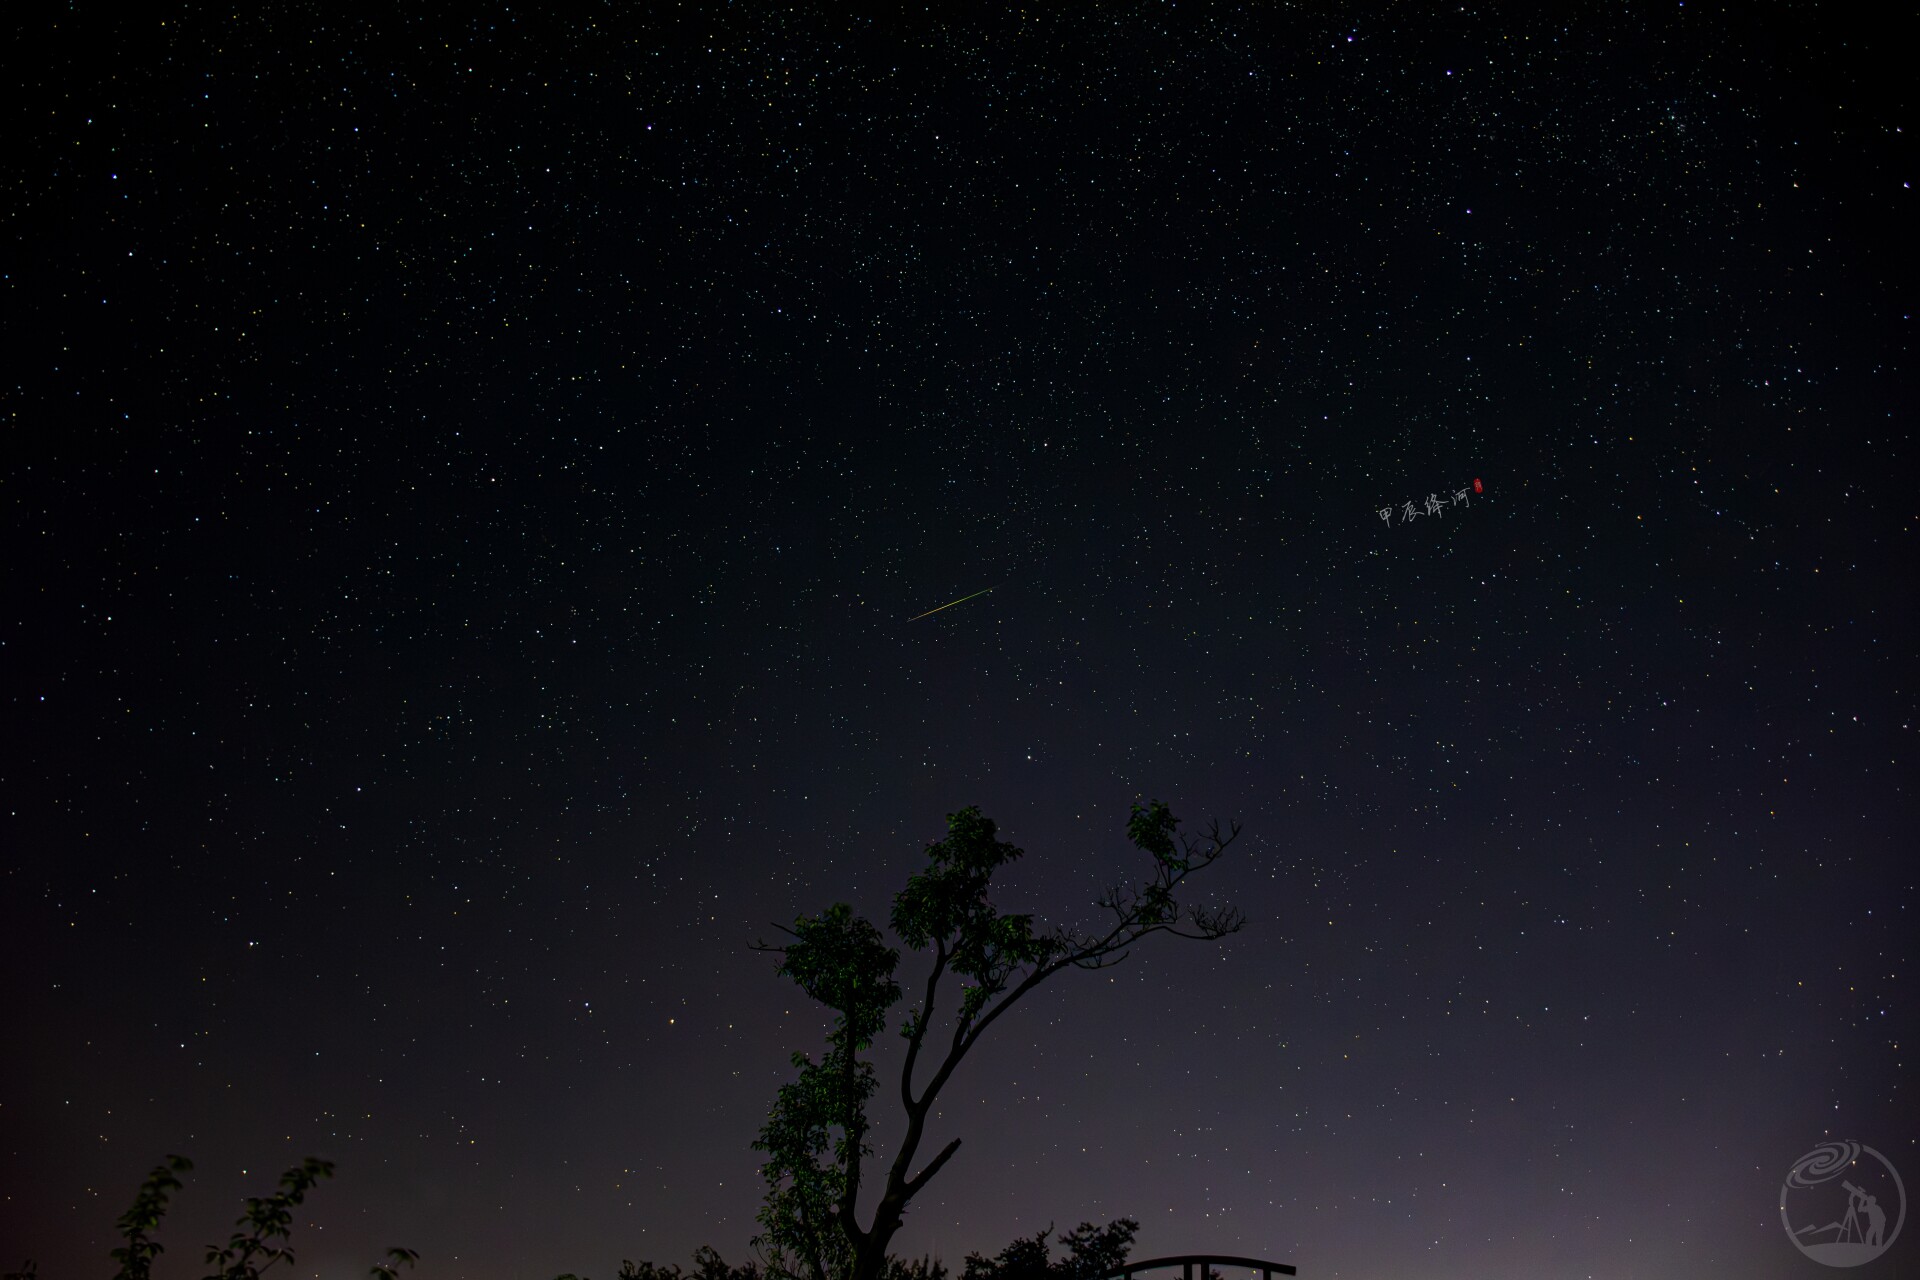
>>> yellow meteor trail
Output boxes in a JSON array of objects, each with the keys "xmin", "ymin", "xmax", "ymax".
[{"xmin": 907, "ymin": 585, "xmax": 997, "ymax": 621}]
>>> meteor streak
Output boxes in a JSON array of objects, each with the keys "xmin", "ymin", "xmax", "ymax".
[{"xmin": 907, "ymin": 585, "xmax": 997, "ymax": 621}]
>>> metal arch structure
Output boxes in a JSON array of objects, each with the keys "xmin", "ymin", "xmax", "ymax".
[{"xmin": 1098, "ymin": 1256, "xmax": 1298, "ymax": 1280}]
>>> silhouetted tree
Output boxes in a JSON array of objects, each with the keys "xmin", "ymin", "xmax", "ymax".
[
  {"xmin": 43, "ymin": 1153, "xmax": 420, "ymax": 1280},
  {"xmin": 563, "ymin": 1247, "xmax": 955, "ymax": 1280},
  {"xmin": 561, "ymin": 1248, "xmax": 766, "ymax": 1280},
  {"xmin": 750, "ymin": 800, "xmax": 1243, "ymax": 1280},
  {"xmin": 879, "ymin": 1255, "xmax": 952, "ymax": 1280},
  {"xmin": 108, "ymin": 1155, "xmax": 191, "ymax": 1280},
  {"xmin": 961, "ymin": 1219, "xmax": 1140, "ymax": 1280}
]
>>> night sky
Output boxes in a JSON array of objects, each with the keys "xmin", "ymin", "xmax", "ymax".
[{"xmin": 4, "ymin": 5, "xmax": 1914, "ymax": 1280}]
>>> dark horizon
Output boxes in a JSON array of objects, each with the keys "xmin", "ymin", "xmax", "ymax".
[{"xmin": 3, "ymin": 5, "xmax": 1913, "ymax": 1279}]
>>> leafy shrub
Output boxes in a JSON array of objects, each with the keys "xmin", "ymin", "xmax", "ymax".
[{"xmin": 5, "ymin": 1153, "xmax": 416, "ymax": 1280}]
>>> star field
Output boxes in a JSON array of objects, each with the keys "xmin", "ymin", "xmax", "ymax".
[{"xmin": 3, "ymin": 6, "xmax": 1914, "ymax": 1280}]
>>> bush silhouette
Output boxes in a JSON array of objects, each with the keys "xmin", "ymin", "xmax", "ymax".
[{"xmin": 4, "ymin": 1154, "xmax": 416, "ymax": 1280}]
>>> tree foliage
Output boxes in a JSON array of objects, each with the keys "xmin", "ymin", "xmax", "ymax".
[
  {"xmin": 561, "ymin": 1246, "xmax": 958, "ymax": 1280},
  {"xmin": 751, "ymin": 800, "xmax": 1243, "ymax": 1280},
  {"xmin": 107, "ymin": 1155, "xmax": 193, "ymax": 1280},
  {"xmin": 3, "ymin": 1153, "xmax": 418, "ymax": 1280},
  {"xmin": 578, "ymin": 1229, "xmax": 1144, "ymax": 1280},
  {"xmin": 961, "ymin": 1219, "xmax": 1141, "ymax": 1280}
]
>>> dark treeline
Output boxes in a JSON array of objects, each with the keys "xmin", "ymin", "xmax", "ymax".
[
  {"xmin": 6, "ymin": 1154, "xmax": 1139, "ymax": 1280},
  {"xmin": 586, "ymin": 1218, "xmax": 1140, "ymax": 1280}
]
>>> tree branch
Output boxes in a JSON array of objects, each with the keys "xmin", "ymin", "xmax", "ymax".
[
  {"xmin": 901, "ymin": 937, "xmax": 948, "ymax": 1112},
  {"xmin": 792, "ymin": 1204, "xmax": 826, "ymax": 1280},
  {"xmin": 836, "ymin": 1041, "xmax": 866, "ymax": 1250},
  {"xmin": 951, "ymin": 818, "xmax": 1244, "ymax": 1058},
  {"xmin": 749, "ymin": 921, "xmax": 803, "ymax": 954},
  {"xmin": 902, "ymin": 1138, "xmax": 962, "ymax": 1199}
]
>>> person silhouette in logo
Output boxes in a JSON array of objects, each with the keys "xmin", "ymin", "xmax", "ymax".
[{"xmin": 1862, "ymin": 1191, "xmax": 1886, "ymax": 1247}]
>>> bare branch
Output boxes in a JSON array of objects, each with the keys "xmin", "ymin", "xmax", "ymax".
[
  {"xmin": 900, "ymin": 937, "xmax": 948, "ymax": 1112},
  {"xmin": 901, "ymin": 1138, "xmax": 962, "ymax": 1199},
  {"xmin": 749, "ymin": 921, "xmax": 804, "ymax": 954},
  {"xmin": 946, "ymin": 942, "xmax": 1090, "ymax": 1067}
]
